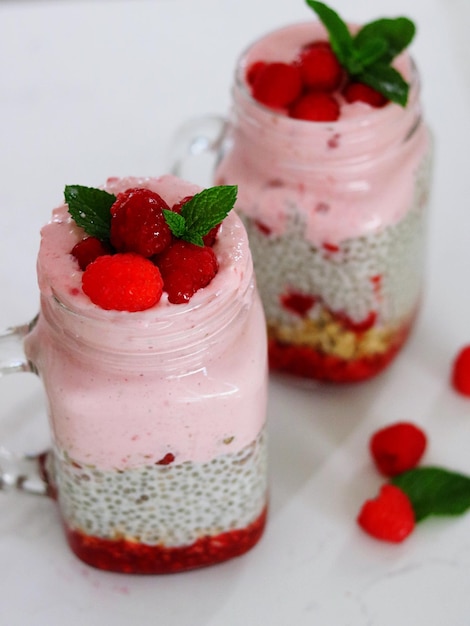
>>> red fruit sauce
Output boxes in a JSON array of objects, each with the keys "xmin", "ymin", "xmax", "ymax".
[
  {"xmin": 268, "ymin": 320, "xmax": 413, "ymax": 383},
  {"xmin": 64, "ymin": 507, "xmax": 267, "ymax": 574}
]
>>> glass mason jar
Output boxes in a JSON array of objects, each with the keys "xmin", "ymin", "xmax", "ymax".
[
  {"xmin": 1, "ymin": 176, "xmax": 268, "ymax": 574},
  {"xmin": 172, "ymin": 22, "xmax": 433, "ymax": 383}
]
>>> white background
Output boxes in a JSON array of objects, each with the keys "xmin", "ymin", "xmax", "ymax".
[{"xmin": 1, "ymin": 0, "xmax": 470, "ymax": 624}]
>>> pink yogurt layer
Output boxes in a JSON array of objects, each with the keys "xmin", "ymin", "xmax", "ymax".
[
  {"xmin": 215, "ymin": 22, "xmax": 430, "ymax": 246},
  {"xmin": 26, "ymin": 175, "xmax": 267, "ymax": 470}
]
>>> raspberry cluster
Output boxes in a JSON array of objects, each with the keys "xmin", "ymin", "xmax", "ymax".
[
  {"xmin": 71, "ymin": 188, "xmax": 219, "ymax": 311},
  {"xmin": 246, "ymin": 40, "xmax": 388, "ymax": 122}
]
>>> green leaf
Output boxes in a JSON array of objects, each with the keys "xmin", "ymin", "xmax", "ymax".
[
  {"xmin": 305, "ymin": 2, "xmax": 415, "ymax": 107},
  {"xmin": 162, "ymin": 209, "xmax": 186, "ymax": 238},
  {"xmin": 162, "ymin": 185, "xmax": 237, "ymax": 246},
  {"xmin": 392, "ymin": 467, "xmax": 470, "ymax": 522},
  {"xmin": 354, "ymin": 18, "xmax": 416, "ymax": 64},
  {"xmin": 353, "ymin": 36, "xmax": 389, "ymax": 68},
  {"xmin": 305, "ymin": 0, "xmax": 354, "ymax": 67},
  {"xmin": 358, "ymin": 62, "xmax": 410, "ymax": 106},
  {"xmin": 64, "ymin": 185, "xmax": 115, "ymax": 240}
]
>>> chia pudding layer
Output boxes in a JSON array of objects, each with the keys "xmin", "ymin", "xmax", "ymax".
[
  {"xmin": 240, "ymin": 152, "xmax": 430, "ymax": 381},
  {"xmin": 51, "ymin": 429, "xmax": 267, "ymax": 573}
]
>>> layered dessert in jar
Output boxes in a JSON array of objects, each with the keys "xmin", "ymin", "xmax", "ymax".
[
  {"xmin": 25, "ymin": 175, "xmax": 268, "ymax": 573},
  {"xmin": 214, "ymin": 1, "xmax": 432, "ymax": 382}
]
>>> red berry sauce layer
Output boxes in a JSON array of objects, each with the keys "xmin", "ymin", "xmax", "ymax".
[{"xmin": 65, "ymin": 507, "xmax": 267, "ymax": 574}]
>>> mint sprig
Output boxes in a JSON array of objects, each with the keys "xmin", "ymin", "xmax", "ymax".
[
  {"xmin": 305, "ymin": 0, "xmax": 416, "ymax": 106},
  {"xmin": 64, "ymin": 184, "xmax": 237, "ymax": 247},
  {"xmin": 391, "ymin": 467, "xmax": 470, "ymax": 522},
  {"xmin": 64, "ymin": 185, "xmax": 115, "ymax": 240},
  {"xmin": 163, "ymin": 185, "xmax": 237, "ymax": 246}
]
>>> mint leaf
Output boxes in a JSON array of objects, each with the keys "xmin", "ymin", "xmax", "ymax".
[
  {"xmin": 305, "ymin": 0, "xmax": 354, "ymax": 67},
  {"xmin": 305, "ymin": 1, "xmax": 415, "ymax": 107},
  {"xmin": 354, "ymin": 18, "xmax": 416, "ymax": 64},
  {"xmin": 181, "ymin": 186, "xmax": 238, "ymax": 234},
  {"xmin": 164, "ymin": 185, "xmax": 237, "ymax": 246},
  {"xmin": 64, "ymin": 185, "xmax": 115, "ymax": 240},
  {"xmin": 392, "ymin": 467, "xmax": 470, "ymax": 522},
  {"xmin": 359, "ymin": 62, "xmax": 409, "ymax": 106},
  {"xmin": 162, "ymin": 209, "xmax": 186, "ymax": 238},
  {"xmin": 354, "ymin": 36, "xmax": 388, "ymax": 68}
]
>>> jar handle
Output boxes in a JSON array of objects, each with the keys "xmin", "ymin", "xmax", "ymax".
[
  {"xmin": 0, "ymin": 318, "xmax": 51, "ymax": 496},
  {"xmin": 168, "ymin": 114, "xmax": 227, "ymax": 184}
]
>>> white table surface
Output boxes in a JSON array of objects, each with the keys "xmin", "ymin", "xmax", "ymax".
[{"xmin": 1, "ymin": 0, "xmax": 470, "ymax": 624}]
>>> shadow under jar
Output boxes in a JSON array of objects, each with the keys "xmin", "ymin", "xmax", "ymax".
[{"xmin": 214, "ymin": 23, "xmax": 433, "ymax": 384}]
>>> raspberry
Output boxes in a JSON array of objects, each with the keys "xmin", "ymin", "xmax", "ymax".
[
  {"xmin": 246, "ymin": 61, "xmax": 267, "ymax": 87},
  {"xmin": 250, "ymin": 62, "xmax": 303, "ymax": 109},
  {"xmin": 171, "ymin": 196, "xmax": 220, "ymax": 246},
  {"xmin": 297, "ymin": 41, "xmax": 343, "ymax": 91},
  {"xmin": 157, "ymin": 240, "xmax": 219, "ymax": 304},
  {"xmin": 451, "ymin": 345, "xmax": 470, "ymax": 396},
  {"xmin": 110, "ymin": 188, "xmax": 172, "ymax": 257},
  {"xmin": 289, "ymin": 92, "xmax": 340, "ymax": 122},
  {"xmin": 357, "ymin": 484, "xmax": 415, "ymax": 543},
  {"xmin": 343, "ymin": 82, "xmax": 388, "ymax": 108},
  {"xmin": 82, "ymin": 253, "xmax": 163, "ymax": 312},
  {"xmin": 370, "ymin": 422, "xmax": 427, "ymax": 477},
  {"xmin": 71, "ymin": 237, "xmax": 112, "ymax": 270}
]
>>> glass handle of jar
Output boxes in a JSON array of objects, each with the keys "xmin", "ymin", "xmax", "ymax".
[
  {"xmin": 168, "ymin": 114, "xmax": 227, "ymax": 185},
  {"xmin": 0, "ymin": 318, "xmax": 51, "ymax": 496}
]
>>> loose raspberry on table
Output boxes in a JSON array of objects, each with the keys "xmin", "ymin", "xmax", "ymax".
[
  {"xmin": 156, "ymin": 240, "xmax": 219, "ymax": 304},
  {"xmin": 110, "ymin": 187, "xmax": 172, "ymax": 257},
  {"xmin": 289, "ymin": 92, "xmax": 340, "ymax": 122},
  {"xmin": 451, "ymin": 345, "xmax": 470, "ymax": 397},
  {"xmin": 343, "ymin": 82, "xmax": 388, "ymax": 108},
  {"xmin": 71, "ymin": 237, "xmax": 112, "ymax": 271},
  {"xmin": 82, "ymin": 253, "xmax": 163, "ymax": 312},
  {"xmin": 357, "ymin": 484, "xmax": 415, "ymax": 542},
  {"xmin": 250, "ymin": 62, "xmax": 303, "ymax": 109},
  {"xmin": 297, "ymin": 41, "xmax": 343, "ymax": 91},
  {"xmin": 370, "ymin": 422, "xmax": 427, "ymax": 477}
]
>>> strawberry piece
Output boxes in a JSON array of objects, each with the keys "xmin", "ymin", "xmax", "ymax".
[
  {"xmin": 357, "ymin": 484, "xmax": 415, "ymax": 543},
  {"xmin": 451, "ymin": 345, "xmax": 470, "ymax": 396},
  {"xmin": 343, "ymin": 82, "xmax": 388, "ymax": 108},
  {"xmin": 280, "ymin": 291, "xmax": 316, "ymax": 317},
  {"xmin": 110, "ymin": 187, "xmax": 172, "ymax": 257},
  {"xmin": 297, "ymin": 41, "xmax": 343, "ymax": 91},
  {"xmin": 250, "ymin": 62, "xmax": 303, "ymax": 108},
  {"xmin": 289, "ymin": 92, "xmax": 340, "ymax": 122},
  {"xmin": 171, "ymin": 196, "xmax": 220, "ymax": 246},
  {"xmin": 254, "ymin": 219, "xmax": 272, "ymax": 236},
  {"xmin": 370, "ymin": 422, "xmax": 427, "ymax": 477},
  {"xmin": 157, "ymin": 240, "xmax": 219, "ymax": 304},
  {"xmin": 82, "ymin": 253, "xmax": 163, "ymax": 312},
  {"xmin": 71, "ymin": 237, "xmax": 112, "ymax": 271},
  {"xmin": 156, "ymin": 453, "xmax": 175, "ymax": 465}
]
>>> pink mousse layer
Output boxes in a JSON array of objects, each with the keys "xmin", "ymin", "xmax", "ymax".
[
  {"xmin": 216, "ymin": 22, "xmax": 429, "ymax": 245},
  {"xmin": 26, "ymin": 176, "xmax": 267, "ymax": 470}
]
